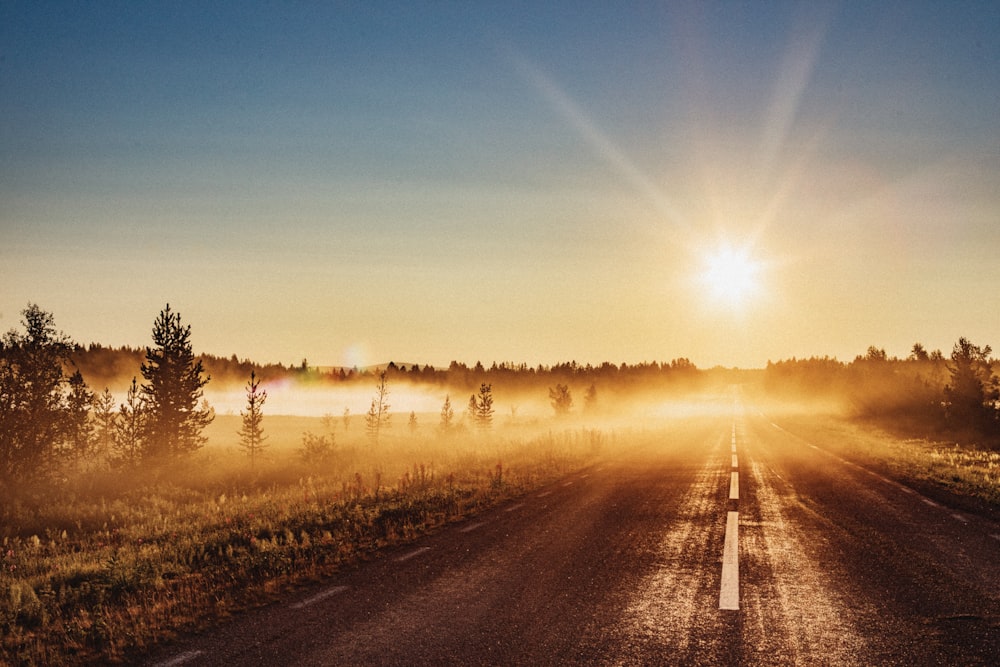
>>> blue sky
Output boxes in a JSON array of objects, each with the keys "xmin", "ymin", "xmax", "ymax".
[{"xmin": 2, "ymin": 1, "xmax": 999, "ymax": 368}]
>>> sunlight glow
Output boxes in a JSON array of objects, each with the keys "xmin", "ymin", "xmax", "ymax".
[{"xmin": 700, "ymin": 244, "xmax": 763, "ymax": 309}]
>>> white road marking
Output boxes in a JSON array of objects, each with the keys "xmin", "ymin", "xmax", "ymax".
[
  {"xmin": 731, "ymin": 454, "xmax": 738, "ymax": 468},
  {"xmin": 537, "ymin": 490, "xmax": 552, "ymax": 498},
  {"xmin": 504, "ymin": 502, "xmax": 526, "ymax": 512},
  {"xmin": 719, "ymin": 511, "xmax": 740, "ymax": 610},
  {"xmin": 291, "ymin": 585, "xmax": 349, "ymax": 609},
  {"xmin": 992, "ymin": 534, "xmax": 1000, "ymax": 541},
  {"xmin": 732, "ymin": 443, "xmax": 737, "ymax": 453},
  {"xmin": 459, "ymin": 521, "xmax": 484, "ymax": 533},
  {"xmin": 766, "ymin": 416, "xmax": 975, "ymax": 526},
  {"xmin": 729, "ymin": 472, "xmax": 739, "ymax": 500},
  {"xmin": 395, "ymin": 546, "xmax": 431, "ymax": 562},
  {"xmin": 562, "ymin": 481, "xmax": 574, "ymax": 487},
  {"xmin": 154, "ymin": 650, "xmax": 205, "ymax": 667}
]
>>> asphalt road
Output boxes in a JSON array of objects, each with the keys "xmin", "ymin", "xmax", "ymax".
[{"xmin": 148, "ymin": 399, "xmax": 1000, "ymax": 666}]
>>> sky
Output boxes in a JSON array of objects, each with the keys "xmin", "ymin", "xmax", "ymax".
[{"xmin": 2, "ymin": 1, "xmax": 998, "ymax": 370}]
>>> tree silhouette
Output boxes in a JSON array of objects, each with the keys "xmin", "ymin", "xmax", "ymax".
[
  {"xmin": 944, "ymin": 337, "xmax": 999, "ymax": 432},
  {"xmin": 63, "ymin": 370, "xmax": 94, "ymax": 461},
  {"xmin": 238, "ymin": 371, "xmax": 268, "ymax": 468},
  {"xmin": 471, "ymin": 383, "xmax": 494, "ymax": 429},
  {"xmin": 139, "ymin": 304, "xmax": 214, "ymax": 458},
  {"xmin": 583, "ymin": 383, "xmax": 598, "ymax": 413},
  {"xmin": 114, "ymin": 377, "xmax": 145, "ymax": 466},
  {"xmin": 549, "ymin": 383, "xmax": 573, "ymax": 417},
  {"xmin": 0, "ymin": 304, "xmax": 79, "ymax": 482},
  {"xmin": 365, "ymin": 371, "xmax": 391, "ymax": 443},
  {"xmin": 440, "ymin": 395, "xmax": 454, "ymax": 432},
  {"xmin": 92, "ymin": 387, "xmax": 118, "ymax": 465}
]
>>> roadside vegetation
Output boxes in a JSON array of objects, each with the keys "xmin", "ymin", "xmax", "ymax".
[
  {"xmin": 1, "ymin": 419, "xmax": 603, "ymax": 665},
  {"xmin": 761, "ymin": 413, "xmax": 1000, "ymax": 507},
  {"xmin": 760, "ymin": 340, "xmax": 1000, "ymax": 445}
]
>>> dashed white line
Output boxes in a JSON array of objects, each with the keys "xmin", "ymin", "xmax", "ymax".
[
  {"xmin": 562, "ymin": 481, "xmax": 575, "ymax": 487},
  {"xmin": 504, "ymin": 502, "xmax": 526, "ymax": 512},
  {"xmin": 719, "ymin": 511, "xmax": 740, "ymax": 610},
  {"xmin": 291, "ymin": 585, "xmax": 349, "ymax": 609},
  {"xmin": 731, "ymin": 454, "xmax": 738, "ymax": 468},
  {"xmin": 154, "ymin": 650, "xmax": 205, "ymax": 667},
  {"xmin": 459, "ymin": 521, "xmax": 485, "ymax": 533},
  {"xmin": 729, "ymin": 472, "xmax": 739, "ymax": 500},
  {"xmin": 395, "ymin": 546, "xmax": 431, "ymax": 562},
  {"xmin": 922, "ymin": 498, "xmax": 942, "ymax": 508},
  {"xmin": 537, "ymin": 490, "xmax": 552, "ymax": 498},
  {"xmin": 951, "ymin": 513, "xmax": 969, "ymax": 524}
]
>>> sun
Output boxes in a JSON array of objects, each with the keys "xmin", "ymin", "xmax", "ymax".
[{"xmin": 699, "ymin": 243, "xmax": 763, "ymax": 309}]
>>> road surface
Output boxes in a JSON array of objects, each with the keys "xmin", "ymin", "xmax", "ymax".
[{"xmin": 148, "ymin": 399, "xmax": 1000, "ymax": 665}]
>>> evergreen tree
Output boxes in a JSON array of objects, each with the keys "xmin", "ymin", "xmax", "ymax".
[
  {"xmin": 472, "ymin": 383, "xmax": 494, "ymax": 429},
  {"xmin": 549, "ymin": 383, "xmax": 573, "ymax": 417},
  {"xmin": 237, "ymin": 371, "xmax": 268, "ymax": 468},
  {"xmin": 92, "ymin": 388, "xmax": 118, "ymax": 466},
  {"xmin": 63, "ymin": 370, "xmax": 94, "ymax": 461},
  {"xmin": 944, "ymin": 337, "xmax": 999, "ymax": 432},
  {"xmin": 365, "ymin": 371, "xmax": 391, "ymax": 444},
  {"xmin": 440, "ymin": 395, "xmax": 454, "ymax": 431},
  {"xmin": 0, "ymin": 304, "xmax": 79, "ymax": 481},
  {"xmin": 139, "ymin": 304, "xmax": 214, "ymax": 458},
  {"xmin": 114, "ymin": 377, "xmax": 145, "ymax": 466}
]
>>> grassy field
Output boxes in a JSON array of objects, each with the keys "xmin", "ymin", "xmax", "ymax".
[
  {"xmin": 769, "ymin": 411, "xmax": 1000, "ymax": 507},
  {"xmin": 0, "ymin": 415, "xmax": 607, "ymax": 665}
]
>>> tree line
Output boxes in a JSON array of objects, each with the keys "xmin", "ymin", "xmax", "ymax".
[
  {"xmin": 0, "ymin": 304, "xmax": 216, "ymax": 485},
  {"xmin": 72, "ymin": 345, "xmax": 702, "ymax": 394},
  {"xmin": 763, "ymin": 340, "xmax": 1000, "ymax": 439},
  {"xmin": 5, "ymin": 301, "xmax": 998, "ymax": 489}
]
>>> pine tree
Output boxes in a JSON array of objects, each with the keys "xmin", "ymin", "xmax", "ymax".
[
  {"xmin": 549, "ymin": 383, "xmax": 573, "ymax": 417},
  {"xmin": 472, "ymin": 383, "xmax": 494, "ymax": 429},
  {"xmin": 0, "ymin": 304, "xmax": 78, "ymax": 481},
  {"xmin": 63, "ymin": 370, "xmax": 94, "ymax": 461},
  {"xmin": 92, "ymin": 387, "xmax": 118, "ymax": 465},
  {"xmin": 944, "ymin": 337, "xmax": 999, "ymax": 432},
  {"xmin": 139, "ymin": 304, "xmax": 214, "ymax": 458},
  {"xmin": 440, "ymin": 395, "xmax": 454, "ymax": 432},
  {"xmin": 114, "ymin": 377, "xmax": 145, "ymax": 466},
  {"xmin": 237, "ymin": 371, "xmax": 268, "ymax": 468},
  {"xmin": 365, "ymin": 371, "xmax": 391, "ymax": 444}
]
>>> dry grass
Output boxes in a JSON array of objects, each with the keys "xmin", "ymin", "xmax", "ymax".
[
  {"xmin": 770, "ymin": 412, "xmax": 1000, "ymax": 505},
  {"xmin": 0, "ymin": 416, "xmax": 606, "ymax": 665}
]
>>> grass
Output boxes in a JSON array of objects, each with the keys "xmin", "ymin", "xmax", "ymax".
[
  {"xmin": 0, "ymin": 416, "xmax": 606, "ymax": 665},
  {"xmin": 770, "ymin": 411, "xmax": 1000, "ymax": 506}
]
